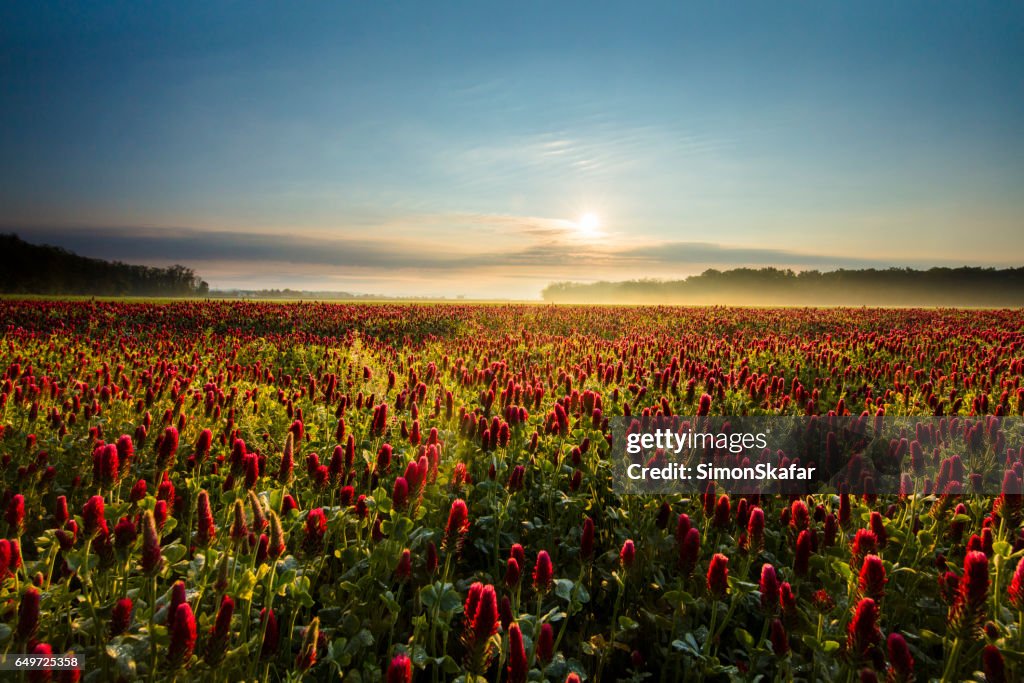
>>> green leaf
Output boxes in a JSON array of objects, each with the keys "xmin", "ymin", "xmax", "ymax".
[
  {"xmin": 343, "ymin": 629, "xmax": 374, "ymax": 654},
  {"xmin": 420, "ymin": 583, "xmax": 439, "ymax": 609},
  {"xmin": 439, "ymin": 586, "xmax": 463, "ymax": 613},
  {"xmin": 735, "ymin": 628, "xmax": 754, "ymax": 649},
  {"xmin": 161, "ymin": 543, "xmax": 187, "ymax": 565},
  {"xmin": 617, "ymin": 615, "xmax": 638, "ymax": 632},
  {"xmin": 290, "ymin": 574, "xmax": 314, "ymax": 607},
  {"xmin": 235, "ymin": 569, "xmax": 258, "ymax": 602},
  {"xmin": 554, "ymin": 578, "xmax": 576, "ymax": 601}
]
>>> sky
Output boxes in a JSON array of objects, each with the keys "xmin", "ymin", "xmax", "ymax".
[{"xmin": 1, "ymin": 2, "xmax": 1022, "ymax": 298}]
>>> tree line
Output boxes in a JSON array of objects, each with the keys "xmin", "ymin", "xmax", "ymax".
[
  {"xmin": 0, "ymin": 233, "xmax": 209, "ymax": 297},
  {"xmin": 541, "ymin": 267, "xmax": 1024, "ymax": 306}
]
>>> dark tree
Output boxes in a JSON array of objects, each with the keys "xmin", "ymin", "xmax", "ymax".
[{"xmin": 0, "ymin": 234, "xmax": 210, "ymax": 297}]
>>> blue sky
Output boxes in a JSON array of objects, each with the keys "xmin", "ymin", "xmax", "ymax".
[{"xmin": 2, "ymin": 2, "xmax": 1022, "ymax": 297}]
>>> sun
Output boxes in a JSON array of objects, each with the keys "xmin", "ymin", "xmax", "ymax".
[{"xmin": 577, "ymin": 212, "xmax": 601, "ymax": 236}]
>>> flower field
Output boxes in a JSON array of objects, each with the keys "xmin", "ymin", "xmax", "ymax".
[{"xmin": 2, "ymin": 299, "xmax": 1024, "ymax": 682}]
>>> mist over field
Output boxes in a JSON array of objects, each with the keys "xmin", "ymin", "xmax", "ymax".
[{"xmin": 541, "ymin": 267, "xmax": 1024, "ymax": 307}]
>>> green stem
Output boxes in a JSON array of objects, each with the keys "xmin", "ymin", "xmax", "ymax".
[{"xmin": 940, "ymin": 636, "xmax": 962, "ymax": 683}]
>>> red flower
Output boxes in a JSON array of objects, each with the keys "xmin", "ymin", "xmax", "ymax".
[
  {"xmin": 281, "ymin": 494, "xmax": 298, "ymax": 516},
  {"xmin": 260, "ymin": 608, "xmax": 279, "ymax": 660},
  {"xmin": 537, "ymin": 622, "xmax": 554, "ymax": 664},
  {"xmin": 780, "ymin": 582, "xmax": 797, "ymax": 620},
  {"xmin": 702, "ymin": 482, "xmax": 716, "ymax": 517},
  {"xmin": 17, "ymin": 585, "xmax": 41, "ymax": 640},
  {"xmin": 886, "ymin": 633, "xmax": 913, "ymax": 682},
  {"xmin": 268, "ymin": 511, "xmax": 286, "ymax": 559},
  {"xmin": 707, "ymin": 553, "xmax": 729, "ymax": 598},
  {"xmin": 679, "ymin": 527, "xmax": 700, "ymax": 574},
  {"xmin": 167, "ymin": 581, "xmax": 187, "ymax": 625},
  {"xmin": 54, "ymin": 496, "xmax": 69, "ymax": 526},
  {"xmin": 790, "ymin": 500, "xmax": 809, "ymax": 531},
  {"xmin": 158, "ymin": 426, "xmax": 179, "ymax": 469},
  {"xmin": 510, "ymin": 543, "xmax": 526, "ymax": 568},
  {"xmin": 533, "ymin": 550, "xmax": 553, "ymax": 593},
  {"xmin": 113, "ymin": 516, "xmax": 137, "ymax": 552},
  {"xmin": 794, "ymin": 529, "xmax": 813, "ymax": 577},
  {"xmin": 580, "ymin": 516, "xmax": 595, "ymax": 559},
  {"xmin": 395, "ymin": 549, "xmax": 412, "ymax": 579},
  {"xmin": 812, "ymin": 589, "xmax": 835, "ymax": 612},
  {"xmin": 426, "ymin": 542, "xmax": 438, "ymax": 574},
  {"xmin": 0, "ymin": 538, "xmax": 12, "ymax": 577},
  {"xmin": 6, "ymin": 493, "xmax": 25, "ymax": 534},
  {"xmin": 229, "ymin": 500, "xmax": 248, "ymax": 542},
  {"xmin": 443, "ymin": 499, "xmax": 470, "ymax": 553},
  {"xmin": 847, "ymin": 598, "xmax": 880, "ymax": 663},
  {"xmin": 507, "ymin": 622, "xmax": 528, "ymax": 683},
  {"xmin": 982, "ymin": 645, "xmax": 1007, "ymax": 683},
  {"xmin": 194, "ymin": 429, "xmax": 212, "ymax": 464},
  {"xmin": 839, "ymin": 486, "xmax": 851, "ymax": 526},
  {"xmin": 760, "ymin": 564, "xmax": 780, "ymax": 614},
  {"xmin": 111, "ymin": 597, "xmax": 133, "ymax": 636},
  {"xmin": 303, "ymin": 508, "xmax": 327, "ymax": 554},
  {"xmin": 278, "ymin": 433, "xmax": 295, "ymax": 483},
  {"xmin": 1008, "ymin": 557, "xmax": 1024, "ymax": 611},
  {"xmin": 869, "ymin": 511, "xmax": 887, "ymax": 548},
  {"xmin": 167, "ymin": 603, "xmax": 197, "ymax": 669},
  {"xmin": 392, "ymin": 476, "xmax": 409, "ymax": 511},
  {"xmin": 289, "ymin": 419, "xmax": 304, "ymax": 442},
  {"xmin": 504, "ymin": 557, "xmax": 521, "ymax": 588},
  {"xmin": 154, "ymin": 500, "xmax": 168, "ymax": 530},
  {"xmin": 377, "ymin": 444, "xmax": 393, "ymax": 474},
  {"xmin": 157, "ymin": 473, "xmax": 175, "ymax": 509},
  {"xmin": 747, "ymin": 506, "xmax": 765, "ymax": 552},
  {"xmin": 950, "ymin": 550, "xmax": 989, "ymax": 635},
  {"xmin": 94, "ymin": 444, "xmax": 119, "ymax": 486},
  {"xmin": 129, "ymin": 479, "xmax": 147, "ymax": 503},
  {"xmin": 386, "ymin": 654, "xmax": 413, "ymax": 683},
  {"xmin": 141, "ymin": 510, "xmax": 162, "ymax": 574},
  {"xmin": 463, "ymin": 583, "xmax": 500, "ymax": 672},
  {"xmin": 205, "ymin": 595, "xmax": 234, "ymax": 665},
  {"xmin": 195, "ymin": 490, "xmax": 216, "ymax": 546},
  {"xmin": 296, "ymin": 617, "xmax": 319, "ymax": 671},
  {"xmin": 27, "ymin": 643, "xmax": 53, "ymax": 683},
  {"xmin": 858, "ymin": 555, "xmax": 887, "ymax": 603},
  {"xmin": 769, "ymin": 618, "xmax": 789, "ymax": 656},
  {"xmin": 620, "ymin": 539, "xmax": 636, "ymax": 570},
  {"xmin": 850, "ymin": 529, "xmax": 877, "ymax": 567},
  {"xmin": 82, "ymin": 495, "xmax": 106, "ymax": 537},
  {"xmin": 697, "ymin": 393, "xmax": 712, "ymax": 416},
  {"xmin": 713, "ymin": 495, "xmax": 731, "ymax": 529},
  {"xmin": 824, "ymin": 513, "xmax": 838, "ymax": 547}
]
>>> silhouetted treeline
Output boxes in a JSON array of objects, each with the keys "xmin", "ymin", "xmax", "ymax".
[
  {"xmin": 542, "ymin": 267, "xmax": 1024, "ymax": 306},
  {"xmin": 0, "ymin": 234, "xmax": 209, "ymax": 297}
]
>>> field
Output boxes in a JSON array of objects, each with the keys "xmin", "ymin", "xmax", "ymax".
[{"xmin": 1, "ymin": 300, "xmax": 1023, "ymax": 682}]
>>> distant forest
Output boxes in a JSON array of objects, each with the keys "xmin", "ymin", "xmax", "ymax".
[
  {"xmin": 0, "ymin": 233, "xmax": 209, "ymax": 297},
  {"xmin": 542, "ymin": 267, "xmax": 1024, "ymax": 306}
]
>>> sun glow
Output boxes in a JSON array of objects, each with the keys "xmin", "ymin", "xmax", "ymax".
[{"xmin": 576, "ymin": 212, "xmax": 601, "ymax": 237}]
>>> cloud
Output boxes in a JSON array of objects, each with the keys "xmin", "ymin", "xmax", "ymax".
[
  {"xmin": 6, "ymin": 222, "xmax": 990, "ymax": 297},
  {"xmin": 614, "ymin": 241, "xmax": 895, "ymax": 269}
]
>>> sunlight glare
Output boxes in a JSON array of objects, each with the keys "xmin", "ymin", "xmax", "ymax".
[{"xmin": 577, "ymin": 212, "xmax": 601, "ymax": 237}]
